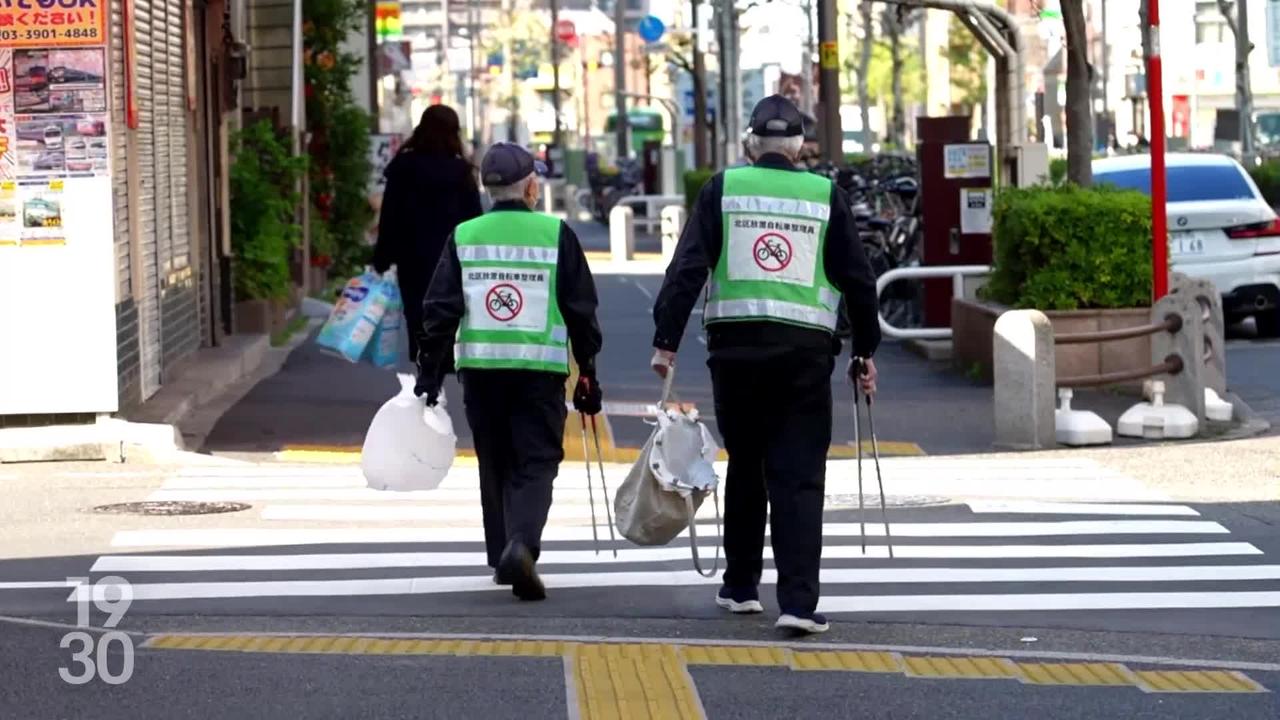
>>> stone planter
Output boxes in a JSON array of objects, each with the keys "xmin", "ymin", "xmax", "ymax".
[
  {"xmin": 952, "ymin": 297, "xmax": 1152, "ymax": 391},
  {"xmin": 235, "ymin": 298, "xmax": 291, "ymax": 335}
]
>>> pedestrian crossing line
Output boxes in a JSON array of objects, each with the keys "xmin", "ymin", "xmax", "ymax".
[
  {"xmin": 967, "ymin": 502, "xmax": 1201, "ymax": 516},
  {"xmin": 137, "ymin": 634, "xmax": 1270, "ymax": 695},
  {"xmin": 75, "ymin": 564, "xmax": 1280, "ymax": 602}
]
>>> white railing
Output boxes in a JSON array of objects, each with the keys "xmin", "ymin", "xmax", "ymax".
[{"xmin": 876, "ymin": 265, "xmax": 992, "ymax": 340}]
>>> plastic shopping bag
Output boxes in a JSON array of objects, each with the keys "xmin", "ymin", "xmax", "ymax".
[
  {"xmin": 362, "ymin": 373, "xmax": 456, "ymax": 492},
  {"xmin": 317, "ymin": 270, "xmax": 395, "ymax": 363},
  {"xmin": 365, "ymin": 282, "xmax": 402, "ymax": 369}
]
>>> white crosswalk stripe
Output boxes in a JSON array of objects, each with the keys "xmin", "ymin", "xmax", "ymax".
[{"xmin": 78, "ymin": 460, "xmax": 1280, "ymax": 616}]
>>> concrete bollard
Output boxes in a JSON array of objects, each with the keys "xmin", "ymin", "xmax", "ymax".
[
  {"xmin": 542, "ymin": 180, "xmax": 562, "ymax": 214},
  {"xmin": 993, "ymin": 309, "xmax": 1056, "ymax": 450},
  {"xmin": 660, "ymin": 205, "xmax": 686, "ymax": 263},
  {"xmin": 609, "ymin": 205, "xmax": 635, "ymax": 262},
  {"xmin": 1151, "ymin": 292, "xmax": 1206, "ymax": 425},
  {"xmin": 1169, "ymin": 272, "xmax": 1226, "ymax": 396},
  {"xmin": 563, "ymin": 184, "xmax": 579, "ymax": 220}
]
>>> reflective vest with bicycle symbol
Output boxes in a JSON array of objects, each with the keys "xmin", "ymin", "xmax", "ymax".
[
  {"xmin": 707, "ymin": 166, "xmax": 841, "ymax": 333},
  {"xmin": 454, "ymin": 211, "xmax": 570, "ymax": 373}
]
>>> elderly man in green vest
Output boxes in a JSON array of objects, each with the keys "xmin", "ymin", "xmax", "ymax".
[
  {"xmin": 651, "ymin": 95, "xmax": 882, "ymax": 634},
  {"xmin": 416, "ymin": 142, "xmax": 603, "ymax": 602}
]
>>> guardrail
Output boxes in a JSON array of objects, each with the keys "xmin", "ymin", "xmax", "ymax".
[{"xmin": 874, "ymin": 265, "xmax": 992, "ymax": 340}]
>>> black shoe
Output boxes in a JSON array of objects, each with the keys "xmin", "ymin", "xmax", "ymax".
[
  {"xmin": 776, "ymin": 611, "xmax": 830, "ymax": 635},
  {"xmin": 496, "ymin": 541, "xmax": 545, "ymax": 601},
  {"xmin": 715, "ymin": 585, "xmax": 764, "ymax": 614},
  {"xmin": 492, "ymin": 571, "xmax": 509, "ymax": 586}
]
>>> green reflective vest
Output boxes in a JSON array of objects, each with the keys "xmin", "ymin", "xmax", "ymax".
[
  {"xmin": 705, "ymin": 166, "xmax": 840, "ymax": 333},
  {"xmin": 454, "ymin": 210, "xmax": 569, "ymax": 374}
]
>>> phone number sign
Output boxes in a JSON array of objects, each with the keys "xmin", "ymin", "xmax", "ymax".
[{"xmin": 0, "ymin": 1, "xmax": 105, "ymax": 47}]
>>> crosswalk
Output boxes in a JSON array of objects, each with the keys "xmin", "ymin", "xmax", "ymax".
[{"xmin": 77, "ymin": 458, "xmax": 1280, "ymax": 617}]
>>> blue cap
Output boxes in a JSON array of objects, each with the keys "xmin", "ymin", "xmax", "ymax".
[
  {"xmin": 748, "ymin": 94, "xmax": 805, "ymax": 138},
  {"xmin": 480, "ymin": 142, "xmax": 548, "ymax": 186}
]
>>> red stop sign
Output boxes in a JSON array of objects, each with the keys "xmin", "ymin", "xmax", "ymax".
[{"xmin": 555, "ymin": 19, "xmax": 576, "ymax": 43}]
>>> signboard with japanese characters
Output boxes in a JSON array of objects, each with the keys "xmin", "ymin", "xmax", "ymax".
[{"xmin": 0, "ymin": 0, "xmax": 107, "ymax": 48}]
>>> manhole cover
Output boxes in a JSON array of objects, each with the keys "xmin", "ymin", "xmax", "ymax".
[
  {"xmin": 828, "ymin": 494, "xmax": 951, "ymax": 509},
  {"xmin": 90, "ymin": 501, "xmax": 252, "ymax": 516}
]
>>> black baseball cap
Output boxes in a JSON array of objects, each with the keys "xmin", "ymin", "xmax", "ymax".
[
  {"xmin": 480, "ymin": 142, "xmax": 548, "ymax": 186},
  {"xmin": 748, "ymin": 95, "xmax": 805, "ymax": 138}
]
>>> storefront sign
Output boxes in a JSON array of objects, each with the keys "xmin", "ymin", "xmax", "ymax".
[
  {"xmin": 0, "ymin": 0, "xmax": 107, "ymax": 48},
  {"xmin": 0, "ymin": 2, "xmax": 117, "ymax": 413},
  {"xmin": 943, "ymin": 143, "xmax": 991, "ymax": 179}
]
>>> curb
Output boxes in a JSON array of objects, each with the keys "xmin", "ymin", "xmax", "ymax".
[{"xmin": 1220, "ymin": 391, "xmax": 1272, "ymax": 442}]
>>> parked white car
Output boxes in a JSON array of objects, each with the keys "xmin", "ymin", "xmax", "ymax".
[{"xmin": 1093, "ymin": 153, "xmax": 1280, "ymax": 337}]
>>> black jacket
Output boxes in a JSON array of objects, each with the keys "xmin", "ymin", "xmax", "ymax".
[
  {"xmin": 418, "ymin": 201, "xmax": 604, "ymax": 379},
  {"xmin": 652, "ymin": 153, "xmax": 882, "ymax": 360},
  {"xmin": 372, "ymin": 150, "xmax": 483, "ymax": 292}
]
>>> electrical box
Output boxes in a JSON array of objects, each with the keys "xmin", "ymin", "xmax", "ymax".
[{"xmin": 1013, "ymin": 143, "xmax": 1050, "ymax": 187}]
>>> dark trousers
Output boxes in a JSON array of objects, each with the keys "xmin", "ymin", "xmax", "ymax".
[
  {"xmin": 710, "ymin": 351, "xmax": 833, "ymax": 616},
  {"xmin": 460, "ymin": 369, "xmax": 567, "ymax": 568}
]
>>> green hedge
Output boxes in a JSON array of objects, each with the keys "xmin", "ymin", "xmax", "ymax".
[
  {"xmin": 1048, "ymin": 157, "xmax": 1068, "ymax": 186},
  {"xmin": 1247, "ymin": 161, "xmax": 1280, "ymax": 207},
  {"xmin": 983, "ymin": 185, "xmax": 1153, "ymax": 311},
  {"xmin": 683, "ymin": 169, "xmax": 715, "ymax": 210}
]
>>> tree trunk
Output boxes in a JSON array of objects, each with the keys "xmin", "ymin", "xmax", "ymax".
[
  {"xmin": 857, "ymin": 0, "xmax": 874, "ymax": 152},
  {"xmin": 1062, "ymin": 0, "xmax": 1093, "ymax": 186},
  {"xmin": 692, "ymin": 0, "xmax": 709, "ymax": 168}
]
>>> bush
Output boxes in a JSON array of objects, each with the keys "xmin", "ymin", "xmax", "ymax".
[
  {"xmin": 1048, "ymin": 157, "xmax": 1068, "ymax": 186},
  {"xmin": 983, "ymin": 184, "xmax": 1153, "ymax": 311},
  {"xmin": 683, "ymin": 168, "xmax": 715, "ymax": 210},
  {"xmin": 1247, "ymin": 161, "xmax": 1280, "ymax": 207},
  {"xmin": 230, "ymin": 120, "xmax": 307, "ymax": 301}
]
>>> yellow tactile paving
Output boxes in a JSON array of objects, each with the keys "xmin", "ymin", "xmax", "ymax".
[
  {"xmin": 1133, "ymin": 670, "xmax": 1268, "ymax": 694},
  {"xmin": 570, "ymin": 643, "xmax": 704, "ymax": 720},
  {"xmin": 141, "ymin": 635, "xmax": 1269, "ymax": 696},
  {"xmin": 1019, "ymin": 662, "xmax": 1133, "ymax": 687},
  {"xmin": 791, "ymin": 651, "xmax": 903, "ymax": 673}
]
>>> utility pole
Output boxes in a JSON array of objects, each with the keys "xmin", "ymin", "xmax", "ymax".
[
  {"xmin": 504, "ymin": 0, "xmax": 517, "ymax": 142},
  {"xmin": 550, "ymin": 0, "xmax": 563, "ymax": 151},
  {"xmin": 613, "ymin": 0, "xmax": 629, "ymax": 158},
  {"xmin": 692, "ymin": 0, "xmax": 709, "ymax": 167},
  {"xmin": 1101, "ymin": 0, "xmax": 1109, "ymax": 147},
  {"xmin": 1236, "ymin": 0, "xmax": 1255, "ymax": 158},
  {"xmin": 724, "ymin": 1, "xmax": 741, "ymax": 164},
  {"xmin": 801, "ymin": 0, "xmax": 814, "ymax": 114},
  {"xmin": 817, "ymin": 0, "xmax": 841, "ymax": 161}
]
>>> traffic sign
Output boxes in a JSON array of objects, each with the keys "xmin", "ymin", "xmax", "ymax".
[
  {"xmin": 637, "ymin": 15, "xmax": 666, "ymax": 43},
  {"xmin": 555, "ymin": 19, "xmax": 577, "ymax": 43}
]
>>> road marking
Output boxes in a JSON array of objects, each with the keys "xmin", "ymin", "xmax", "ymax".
[
  {"xmin": 0, "ymin": 581, "xmax": 79, "ymax": 590},
  {"xmin": 819, "ymin": 591, "xmax": 1280, "ymax": 613},
  {"xmin": 139, "ymin": 634, "xmax": 1270, "ymax": 695},
  {"xmin": 624, "ymin": 277, "xmax": 655, "ymax": 301},
  {"xmin": 83, "ymin": 563, "xmax": 1280, "ymax": 601},
  {"xmin": 967, "ymin": 501, "xmax": 1200, "ymax": 516}
]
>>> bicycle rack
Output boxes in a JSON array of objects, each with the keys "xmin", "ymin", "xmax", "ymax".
[{"xmin": 875, "ymin": 265, "xmax": 992, "ymax": 340}]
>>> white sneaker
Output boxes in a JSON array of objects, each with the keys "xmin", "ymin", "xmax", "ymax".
[
  {"xmin": 775, "ymin": 613, "xmax": 830, "ymax": 634},
  {"xmin": 715, "ymin": 587, "xmax": 764, "ymax": 614}
]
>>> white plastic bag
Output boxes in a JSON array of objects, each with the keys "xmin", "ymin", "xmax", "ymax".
[{"xmin": 362, "ymin": 373, "xmax": 456, "ymax": 491}]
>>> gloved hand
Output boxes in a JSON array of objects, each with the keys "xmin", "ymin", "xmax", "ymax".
[
  {"xmin": 573, "ymin": 373, "xmax": 603, "ymax": 416},
  {"xmin": 848, "ymin": 356, "xmax": 878, "ymax": 398},
  {"xmin": 415, "ymin": 352, "xmax": 441, "ymax": 407}
]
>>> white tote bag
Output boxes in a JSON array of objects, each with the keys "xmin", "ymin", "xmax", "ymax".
[
  {"xmin": 362, "ymin": 374, "xmax": 457, "ymax": 491},
  {"xmin": 613, "ymin": 369, "xmax": 722, "ymax": 576}
]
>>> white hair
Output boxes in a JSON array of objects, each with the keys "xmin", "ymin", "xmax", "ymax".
[
  {"xmin": 486, "ymin": 173, "xmax": 536, "ymax": 202},
  {"xmin": 746, "ymin": 134, "xmax": 804, "ymax": 161}
]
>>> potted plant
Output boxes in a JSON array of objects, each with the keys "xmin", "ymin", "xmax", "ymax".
[
  {"xmin": 952, "ymin": 183, "xmax": 1154, "ymax": 386},
  {"xmin": 229, "ymin": 119, "xmax": 307, "ymax": 334}
]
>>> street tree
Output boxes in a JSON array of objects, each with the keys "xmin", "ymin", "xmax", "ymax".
[
  {"xmin": 946, "ymin": 15, "xmax": 986, "ymax": 118},
  {"xmin": 879, "ymin": 6, "xmax": 919, "ymax": 147},
  {"xmin": 1215, "ymin": 0, "xmax": 1256, "ymax": 155},
  {"xmin": 856, "ymin": 0, "xmax": 876, "ymax": 150},
  {"xmin": 1061, "ymin": 0, "xmax": 1093, "ymax": 185},
  {"xmin": 666, "ymin": 33, "xmax": 710, "ymax": 167}
]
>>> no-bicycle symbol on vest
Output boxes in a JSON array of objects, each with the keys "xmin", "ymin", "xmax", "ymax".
[
  {"xmin": 485, "ymin": 283, "xmax": 523, "ymax": 321},
  {"xmin": 752, "ymin": 233, "xmax": 792, "ymax": 272}
]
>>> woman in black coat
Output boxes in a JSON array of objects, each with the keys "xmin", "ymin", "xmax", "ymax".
[{"xmin": 373, "ymin": 105, "xmax": 483, "ymax": 361}]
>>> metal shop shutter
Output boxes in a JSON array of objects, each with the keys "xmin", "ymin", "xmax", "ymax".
[{"xmin": 133, "ymin": 0, "xmax": 163, "ymax": 399}]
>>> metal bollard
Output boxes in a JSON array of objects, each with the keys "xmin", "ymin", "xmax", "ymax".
[
  {"xmin": 1151, "ymin": 292, "xmax": 1206, "ymax": 425},
  {"xmin": 660, "ymin": 205, "xmax": 686, "ymax": 263},
  {"xmin": 609, "ymin": 205, "xmax": 635, "ymax": 263},
  {"xmin": 993, "ymin": 309, "xmax": 1056, "ymax": 450}
]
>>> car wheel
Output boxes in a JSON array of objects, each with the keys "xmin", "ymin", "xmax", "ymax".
[{"xmin": 1255, "ymin": 310, "xmax": 1280, "ymax": 338}]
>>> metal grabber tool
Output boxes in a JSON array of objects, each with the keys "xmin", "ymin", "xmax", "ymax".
[
  {"xmin": 578, "ymin": 412, "xmax": 618, "ymax": 558},
  {"xmin": 853, "ymin": 358, "xmax": 894, "ymax": 559}
]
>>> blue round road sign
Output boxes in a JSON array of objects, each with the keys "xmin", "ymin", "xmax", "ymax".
[{"xmin": 637, "ymin": 15, "xmax": 665, "ymax": 43}]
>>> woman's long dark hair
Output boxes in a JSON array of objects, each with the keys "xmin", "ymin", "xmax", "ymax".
[{"xmin": 398, "ymin": 104, "xmax": 475, "ymax": 188}]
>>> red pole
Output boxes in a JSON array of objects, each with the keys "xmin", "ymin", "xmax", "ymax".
[{"xmin": 1148, "ymin": 0, "xmax": 1169, "ymax": 300}]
